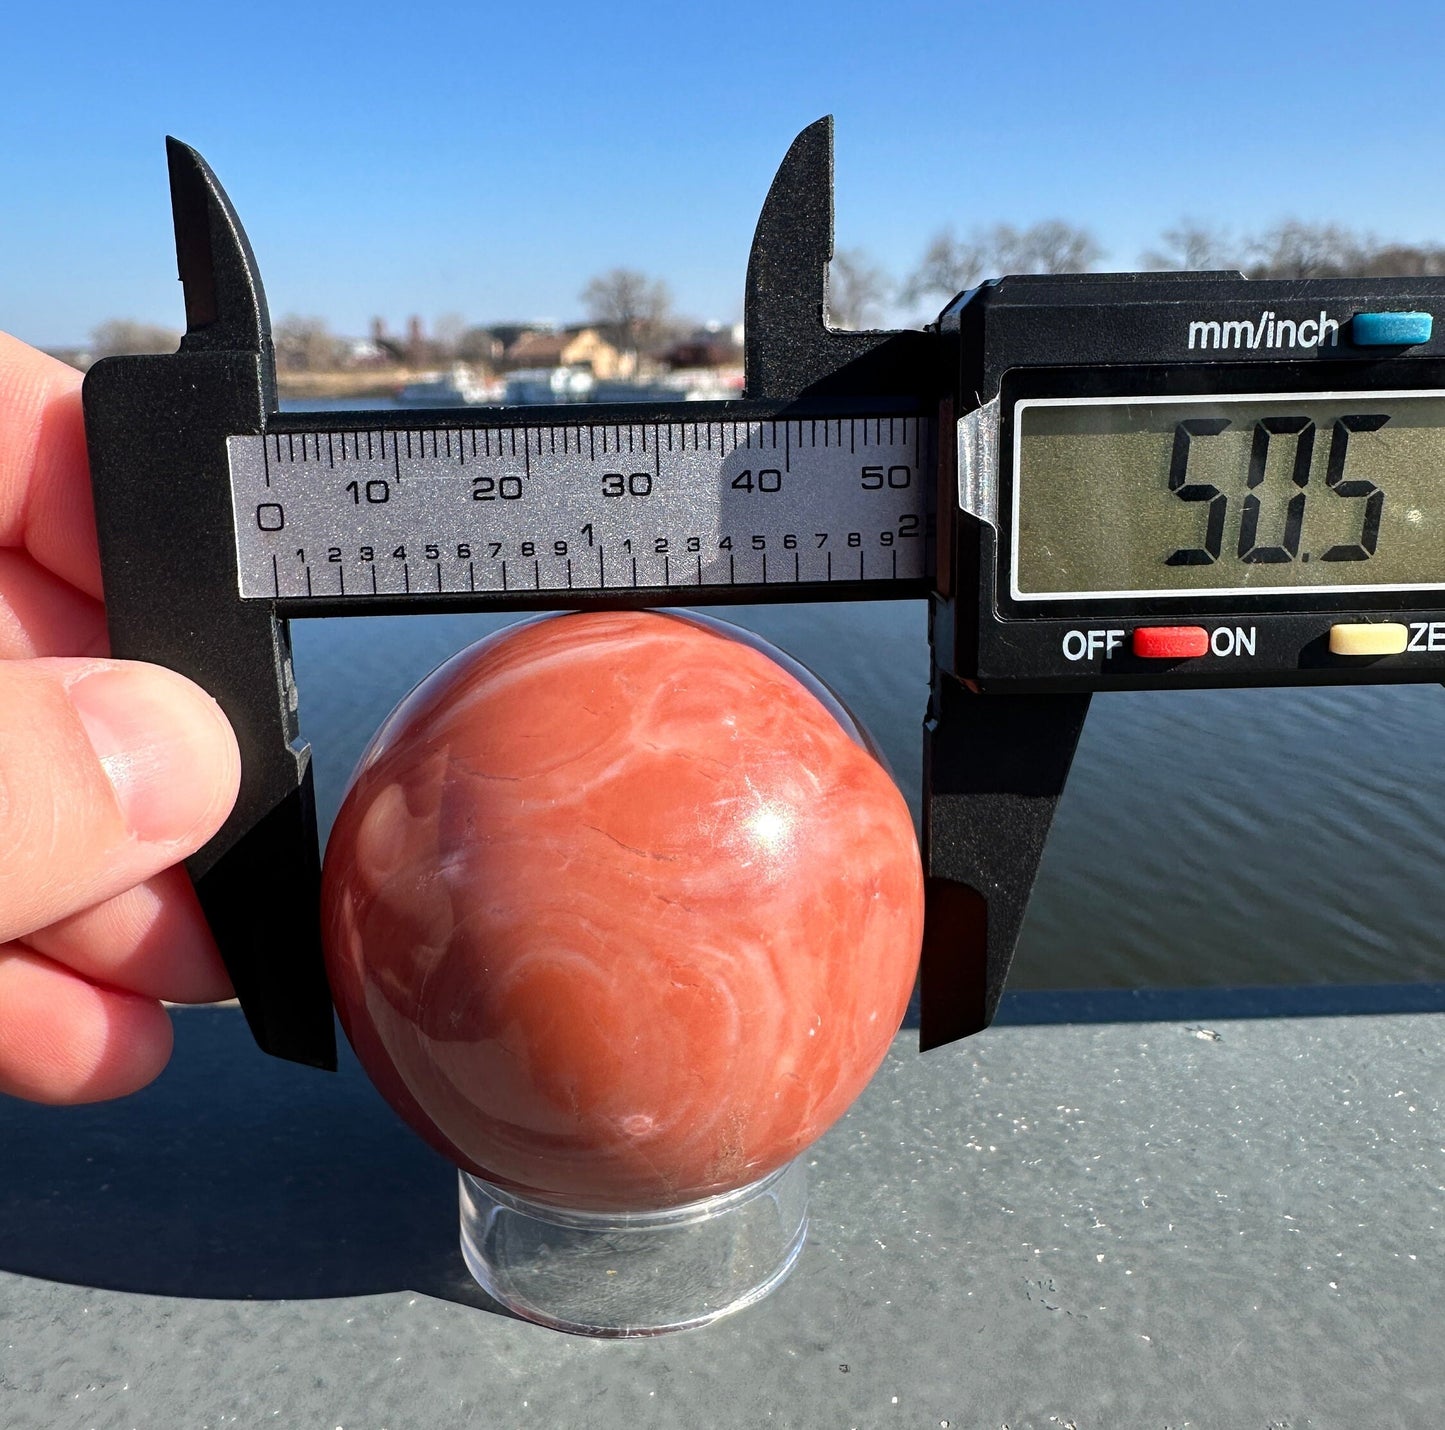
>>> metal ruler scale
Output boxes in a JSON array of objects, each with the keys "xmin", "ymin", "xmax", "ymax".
[{"xmin": 228, "ymin": 412, "xmax": 931, "ymax": 606}]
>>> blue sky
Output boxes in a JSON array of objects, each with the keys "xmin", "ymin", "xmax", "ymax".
[{"xmin": 6, "ymin": 0, "xmax": 1445, "ymax": 347}]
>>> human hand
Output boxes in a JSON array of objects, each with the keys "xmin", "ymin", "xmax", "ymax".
[{"xmin": 0, "ymin": 332, "xmax": 241, "ymax": 1103}]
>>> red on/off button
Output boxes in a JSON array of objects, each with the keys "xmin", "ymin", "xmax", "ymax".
[{"xmin": 1133, "ymin": 626, "xmax": 1210, "ymax": 659}]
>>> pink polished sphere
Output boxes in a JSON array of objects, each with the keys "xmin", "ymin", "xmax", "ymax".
[{"xmin": 321, "ymin": 611, "xmax": 923, "ymax": 1212}]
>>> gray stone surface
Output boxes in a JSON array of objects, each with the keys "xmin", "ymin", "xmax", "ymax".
[{"xmin": 0, "ymin": 998, "xmax": 1440, "ymax": 1430}]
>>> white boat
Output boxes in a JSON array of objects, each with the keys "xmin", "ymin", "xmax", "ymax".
[
  {"xmin": 592, "ymin": 370, "xmax": 743, "ymax": 403},
  {"xmin": 504, "ymin": 367, "xmax": 596, "ymax": 405},
  {"xmin": 396, "ymin": 365, "xmax": 503, "ymax": 406}
]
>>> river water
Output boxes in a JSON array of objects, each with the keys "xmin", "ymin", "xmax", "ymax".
[{"xmin": 284, "ymin": 398, "xmax": 1445, "ymax": 992}]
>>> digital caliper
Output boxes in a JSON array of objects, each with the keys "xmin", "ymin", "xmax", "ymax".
[{"xmin": 82, "ymin": 119, "xmax": 1445, "ymax": 1070}]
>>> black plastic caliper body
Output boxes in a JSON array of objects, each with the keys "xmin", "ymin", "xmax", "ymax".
[
  {"xmin": 82, "ymin": 122, "xmax": 1445, "ymax": 1069},
  {"xmin": 922, "ymin": 270, "xmax": 1445, "ymax": 1046},
  {"xmin": 82, "ymin": 120, "xmax": 940, "ymax": 1069}
]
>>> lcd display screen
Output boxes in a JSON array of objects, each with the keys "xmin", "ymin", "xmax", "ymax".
[{"xmin": 1012, "ymin": 390, "xmax": 1445, "ymax": 599}]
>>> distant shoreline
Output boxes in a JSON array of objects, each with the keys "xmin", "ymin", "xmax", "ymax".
[{"xmin": 276, "ymin": 367, "xmax": 412, "ymax": 399}]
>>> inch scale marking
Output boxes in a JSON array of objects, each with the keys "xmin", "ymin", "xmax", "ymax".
[{"xmin": 231, "ymin": 413, "xmax": 931, "ymax": 604}]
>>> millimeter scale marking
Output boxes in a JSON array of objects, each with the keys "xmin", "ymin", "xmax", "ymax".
[{"xmin": 230, "ymin": 412, "xmax": 932, "ymax": 603}]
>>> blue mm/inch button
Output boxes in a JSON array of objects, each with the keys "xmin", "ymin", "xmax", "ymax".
[{"xmin": 1352, "ymin": 311, "xmax": 1433, "ymax": 345}]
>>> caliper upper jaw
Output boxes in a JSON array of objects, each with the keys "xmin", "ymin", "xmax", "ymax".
[
  {"xmin": 81, "ymin": 140, "xmax": 337, "ymax": 1070},
  {"xmin": 743, "ymin": 116, "xmax": 935, "ymax": 404},
  {"xmin": 166, "ymin": 138, "xmax": 276, "ymax": 368}
]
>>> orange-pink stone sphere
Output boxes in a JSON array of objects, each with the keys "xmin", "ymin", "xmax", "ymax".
[{"xmin": 321, "ymin": 611, "xmax": 923, "ymax": 1212}]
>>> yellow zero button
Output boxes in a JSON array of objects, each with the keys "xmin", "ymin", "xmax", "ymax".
[{"xmin": 1328, "ymin": 622, "xmax": 1409, "ymax": 656}]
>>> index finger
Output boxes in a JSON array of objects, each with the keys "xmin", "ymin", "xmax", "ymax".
[{"xmin": 0, "ymin": 332, "xmax": 103, "ymax": 601}]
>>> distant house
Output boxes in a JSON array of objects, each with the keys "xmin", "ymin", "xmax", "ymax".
[
  {"xmin": 488, "ymin": 321, "xmax": 552, "ymax": 351},
  {"xmin": 502, "ymin": 326, "xmax": 630, "ymax": 379},
  {"xmin": 660, "ymin": 336, "xmax": 740, "ymax": 370}
]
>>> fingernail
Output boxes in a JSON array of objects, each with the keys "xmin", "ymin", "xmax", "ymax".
[{"xmin": 68, "ymin": 665, "xmax": 236, "ymax": 845}]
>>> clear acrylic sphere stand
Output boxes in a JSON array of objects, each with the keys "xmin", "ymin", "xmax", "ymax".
[{"xmin": 458, "ymin": 1157, "xmax": 809, "ymax": 1336}]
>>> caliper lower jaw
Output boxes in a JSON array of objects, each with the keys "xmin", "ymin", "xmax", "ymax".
[
  {"xmin": 82, "ymin": 142, "xmax": 337, "ymax": 1070},
  {"xmin": 921, "ymin": 674, "xmax": 1090, "ymax": 1050}
]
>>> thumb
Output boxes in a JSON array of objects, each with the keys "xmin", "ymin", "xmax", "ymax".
[{"xmin": 0, "ymin": 658, "xmax": 240, "ymax": 943}]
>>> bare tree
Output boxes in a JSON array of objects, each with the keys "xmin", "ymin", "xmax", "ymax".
[
  {"xmin": 1141, "ymin": 220, "xmax": 1445, "ymax": 279},
  {"xmin": 828, "ymin": 248, "xmax": 892, "ymax": 330},
  {"xmin": 89, "ymin": 319, "xmax": 180, "ymax": 358},
  {"xmin": 1141, "ymin": 221, "xmax": 1238, "ymax": 271},
  {"xmin": 905, "ymin": 214, "xmax": 1445, "ymax": 296},
  {"xmin": 455, "ymin": 326, "xmax": 502, "ymax": 364},
  {"xmin": 1245, "ymin": 222, "xmax": 1366, "ymax": 279},
  {"xmin": 1000, "ymin": 221, "xmax": 1105, "ymax": 275},
  {"xmin": 1358, "ymin": 243, "xmax": 1445, "ymax": 277},
  {"xmin": 432, "ymin": 312, "xmax": 467, "ymax": 361},
  {"xmin": 580, "ymin": 269, "xmax": 673, "ymax": 350},
  {"xmin": 274, "ymin": 315, "xmax": 344, "ymax": 372},
  {"xmin": 900, "ymin": 229, "xmax": 989, "ymax": 307},
  {"xmin": 903, "ymin": 221, "xmax": 1104, "ymax": 310}
]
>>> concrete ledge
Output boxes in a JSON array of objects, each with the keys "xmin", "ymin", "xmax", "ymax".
[{"xmin": 0, "ymin": 996, "xmax": 1439, "ymax": 1428}]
